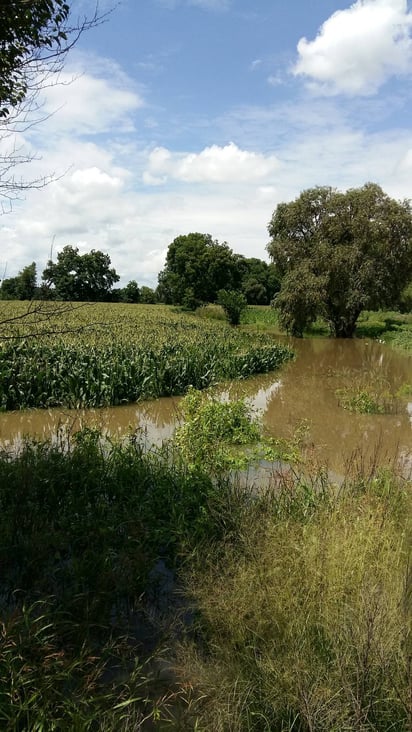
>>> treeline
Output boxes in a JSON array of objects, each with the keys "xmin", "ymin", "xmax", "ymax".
[
  {"xmin": 0, "ymin": 236, "xmax": 280, "ymax": 306},
  {"xmin": 3, "ymin": 184, "xmax": 412, "ymax": 337},
  {"xmin": 0, "ymin": 247, "xmax": 158, "ymax": 304}
]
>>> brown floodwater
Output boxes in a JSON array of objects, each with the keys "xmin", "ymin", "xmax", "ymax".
[{"xmin": 0, "ymin": 337, "xmax": 411, "ymax": 475}]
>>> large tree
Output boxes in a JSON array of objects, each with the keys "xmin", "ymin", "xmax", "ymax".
[
  {"xmin": 267, "ymin": 183, "xmax": 412, "ymax": 337},
  {"xmin": 42, "ymin": 245, "xmax": 119, "ymax": 301},
  {"xmin": 157, "ymin": 233, "xmax": 241, "ymax": 308}
]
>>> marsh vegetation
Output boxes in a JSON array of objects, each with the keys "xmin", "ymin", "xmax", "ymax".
[{"xmin": 1, "ymin": 303, "xmax": 412, "ymax": 729}]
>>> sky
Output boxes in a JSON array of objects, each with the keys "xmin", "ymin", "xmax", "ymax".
[{"xmin": 1, "ymin": 0, "xmax": 412, "ymax": 287}]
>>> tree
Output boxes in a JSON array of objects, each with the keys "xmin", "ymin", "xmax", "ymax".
[
  {"xmin": 0, "ymin": 1, "xmax": 105, "ymax": 206},
  {"xmin": 139, "ymin": 285, "xmax": 157, "ymax": 304},
  {"xmin": 122, "ymin": 280, "xmax": 140, "ymax": 303},
  {"xmin": 42, "ymin": 245, "xmax": 119, "ymax": 301},
  {"xmin": 235, "ymin": 256, "xmax": 281, "ymax": 305},
  {"xmin": 217, "ymin": 289, "xmax": 247, "ymax": 326},
  {"xmin": 0, "ymin": 1, "xmax": 70, "ymax": 117},
  {"xmin": 157, "ymin": 233, "xmax": 241, "ymax": 308},
  {"xmin": 0, "ymin": 261, "xmax": 36, "ymax": 299},
  {"xmin": 267, "ymin": 183, "xmax": 412, "ymax": 337}
]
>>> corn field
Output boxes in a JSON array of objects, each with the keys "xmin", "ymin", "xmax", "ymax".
[{"xmin": 0, "ymin": 302, "xmax": 292, "ymax": 409}]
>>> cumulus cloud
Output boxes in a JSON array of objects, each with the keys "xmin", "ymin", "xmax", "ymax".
[
  {"xmin": 143, "ymin": 142, "xmax": 280, "ymax": 184},
  {"xmin": 40, "ymin": 60, "xmax": 144, "ymax": 135},
  {"xmin": 293, "ymin": 0, "xmax": 412, "ymax": 95}
]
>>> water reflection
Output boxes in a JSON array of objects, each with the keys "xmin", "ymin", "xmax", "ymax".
[{"xmin": 0, "ymin": 337, "xmax": 411, "ymax": 474}]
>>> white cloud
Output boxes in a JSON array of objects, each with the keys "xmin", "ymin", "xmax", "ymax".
[
  {"xmin": 39, "ymin": 60, "xmax": 144, "ymax": 135},
  {"xmin": 143, "ymin": 142, "xmax": 280, "ymax": 184},
  {"xmin": 293, "ymin": 0, "xmax": 412, "ymax": 95},
  {"xmin": 188, "ymin": 0, "xmax": 231, "ymax": 10},
  {"xmin": 250, "ymin": 59, "xmax": 262, "ymax": 71}
]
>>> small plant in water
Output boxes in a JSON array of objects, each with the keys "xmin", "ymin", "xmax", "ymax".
[
  {"xmin": 336, "ymin": 387, "xmax": 386, "ymax": 414},
  {"xmin": 173, "ymin": 387, "xmax": 295, "ymax": 474}
]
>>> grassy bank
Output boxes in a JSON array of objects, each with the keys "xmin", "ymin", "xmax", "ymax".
[
  {"xmin": 238, "ymin": 305, "xmax": 412, "ymax": 350},
  {"xmin": 1, "ymin": 393, "xmax": 412, "ymax": 729}
]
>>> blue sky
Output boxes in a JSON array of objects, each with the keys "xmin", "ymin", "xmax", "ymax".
[{"xmin": 1, "ymin": 0, "xmax": 412, "ymax": 287}]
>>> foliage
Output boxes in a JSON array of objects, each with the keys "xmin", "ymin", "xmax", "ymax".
[
  {"xmin": 42, "ymin": 245, "xmax": 120, "ymax": 301},
  {"xmin": 217, "ymin": 288, "xmax": 247, "ymax": 326},
  {"xmin": 0, "ymin": 0, "xmax": 70, "ymax": 117},
  {"xmin": 0, "ymin": 261, "xmax": 36, "ymax": 300},
  {"xmin": 235, "ymin": 256, "xmax": 281, "ymax": 305},
  {"xmin": 267, "ymin": 183, "xmax": 412, "ymax": 337},
  {"xmin": 157, "ymin": 233, "xmax": 279, "ymax": 307},
  {"xmin": 174, "ymin": 389, "xmax": 303, "ymax": 476},
  {"xmin": 336, "ymin": 387, "xmax": 388, "ymax": 414},
  {"xmin": 157, "ymin": 232, "xmax": 240, "ymax": 307},
  {"xmin": 399, "ymin": 281, "xmax": 412, "ymax": 314},
  {"xmin": 177, "ymin": 471, "xmax": 412, "ymax": 731},
  {"xmin": 0, "ymin": 429, "xmax": 234, "ymax": 728},
  {"xmin": 121, "ymin": 279, "xmax": 140, "ymax": 303},
  {"xmin": 0, "ymin": 2, "xmax": 103, "ymax": 206},
  {"xmin": 173, "ymin": 388, "xmax": 262, "ymax": 473},
  {"xmin": 139, "ymin": 285, "xmax": 158, "ymax": 304},
  {"xmin": 0, "ymin": 302, "xmax": 293, "ymax": 409}
]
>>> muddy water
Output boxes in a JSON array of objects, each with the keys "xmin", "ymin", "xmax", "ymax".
[{"xmin": 0, "ymin": 337, "xmax": 411, "ymax": 474}]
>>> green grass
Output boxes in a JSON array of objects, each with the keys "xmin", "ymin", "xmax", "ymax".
[
  {"xmin": 237, "ymin": 305, "xmax": 412, "ymax": 347},
  {"xmin": 356, "ymin": 310, "xmax": 412, "ymax": 351},
  {"xmin": 0, "ymin": 426, "xmax": 240, "ymax": 729},
  {"xmin": 1, "ymin": 400, "xmax": 412, "ymax": 729}
]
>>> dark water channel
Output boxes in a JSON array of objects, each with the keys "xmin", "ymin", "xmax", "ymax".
[{"xmin": 1, "ymin": 337, "xmax": 411, "ymax": 475}]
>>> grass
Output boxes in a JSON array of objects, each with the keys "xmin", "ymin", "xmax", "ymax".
[
  {"xmin": 1, "ymin": 395, "xmax": 412, "ymax": 729},
  {"xmin": 352, "ymin": 310, "xmax": 412, "ymax": 352},
  {"xmin": 234, "ymin": 304, "xmax": 412, "ymax": 348},
  {"xmin": 177, "ymin": 470, "xmax": 412, "ymax": 731},
  {"xmin": 0, "ymin": 424, "xmax": 240, "ymax": 729}
]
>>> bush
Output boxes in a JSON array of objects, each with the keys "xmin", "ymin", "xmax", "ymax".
[{"xmin": 217, "ymin": 289, "xmax": 247, "ymax": 326}]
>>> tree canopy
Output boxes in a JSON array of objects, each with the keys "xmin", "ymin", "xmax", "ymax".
[
  {"xmin": 42, "ymin": 245, "xmax": 119, "ymax": 301},
  {"xmin": 157, "ymin": 233, "xmax": 241, "ymax": 308},
  {"xmin": 0, "ymin": 1, "xmax": 103, "ymax": 206},
  {"xmin": 267, "ymin": 183, "xmax": 412, "ymax": 337},
  {"xmin": 0, "ymin": 0, "xmax": 71, "ymax": 117},
  {"xmin": 0, "ymin": 261, "xmax": 36, "ymax": 299},
  {"xmin": 157, "ymin": 233, "xmax": 279, "ymax": 308}
]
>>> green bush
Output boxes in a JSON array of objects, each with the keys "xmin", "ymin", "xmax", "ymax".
[{"xmin": 217, "ymin": 289, "xmax": 248, "ymax": 326}]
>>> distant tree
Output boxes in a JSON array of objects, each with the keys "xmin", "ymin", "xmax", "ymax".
[
  {"xmin": 217, "ymin": 289, "xmax": 247, "ymax": 326},
  {"xmin": 267, "ymin": 183, "xmax": 412, "ymax": 337},
  {"xmin": 139, "ymin": 285, "xmax": 157, "ymax": 304},
  {"xmin": 42, "ymin": 245, "xmax": 119, "ymax": 301},
  {"xmin": 157, "ymin": 233, "xmax": 240, "ymax": 308},
  {"xmin": 235, "ymin": 257, "xmax": 281, "ymax": 305},
  {"xmin": 0, "ymin": 261, "xmax": 36, "ymax": 299},
  {"xmin": 122, "ymin": 280, "xmax": 140, "ymax": 303}
]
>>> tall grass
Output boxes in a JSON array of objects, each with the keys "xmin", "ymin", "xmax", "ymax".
[
  {"xmin": 0, "ymin": 426, "xmax": 239, "ymax": 728},
  {"xmin": 1, "ymin": 395, "xmax": 412, "ymax": 729},
  {"xmin": 175, "ymin": 469, "xmax": 412, "ymax": 731}
]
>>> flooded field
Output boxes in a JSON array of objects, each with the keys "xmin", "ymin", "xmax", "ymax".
[{"xmin": 1, "ymin": 336, "xmax": 411, "ymax": 475}]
